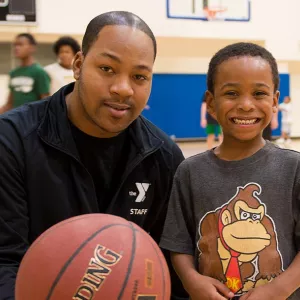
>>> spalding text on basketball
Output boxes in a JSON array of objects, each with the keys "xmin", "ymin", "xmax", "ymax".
[{"xmin": 73, "ymin": 244, "xmax": 122, "ymax": 300}]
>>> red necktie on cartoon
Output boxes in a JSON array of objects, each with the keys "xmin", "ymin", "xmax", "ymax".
[{"xmin": 218, "ymin": 207, "xmax": 243, "ymax": 294}]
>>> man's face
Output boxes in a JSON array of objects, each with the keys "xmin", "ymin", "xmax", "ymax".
[
  {"xmin": 72, "ymin": 25, "xmax": 155, "ymax": 138},
  {"xmin": 14, "ymin": 36, "xmax": 35, "ymax": 59}
]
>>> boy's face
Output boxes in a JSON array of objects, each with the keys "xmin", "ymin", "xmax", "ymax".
[
  {"xmin": 206, "ymin": 56, "xmax": 279, "ymax": 142},
  {"xmin": 283, "ymin": 96, "xmax": 291, "ymax": 103},
  {"xmin": 13, "ymin": 36, "xmax": 35, "ymax": 59},
  {"xmin": 58, "ymin": 45, "xmax": 75, "ymax": 69}
]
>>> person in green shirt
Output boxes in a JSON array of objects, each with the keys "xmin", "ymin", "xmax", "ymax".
[{"xmin": 0, "ymin": 33, "xmax": 50, "ymax": 113}]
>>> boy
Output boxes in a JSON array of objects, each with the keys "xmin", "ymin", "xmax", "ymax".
[
  {"xmin": 276, "ymin": 96, "xmax": 293, "ymax": 147},
  {"xmin": 160, "ymin": 42, "xmax": 300, "ymax": 300},
  {"xmin": 0, "ymin": 33, "xmax": 50, "ymax": 113},
  {"xmin": 45, "ymin": 36, "xmax": 81, "ymax": 95},
  {"xmin": 201, "ymin": 93, "xmax": 222, "ymax": 149}
]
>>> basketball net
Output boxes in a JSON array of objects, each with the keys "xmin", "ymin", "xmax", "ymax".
[{"xmin": 203, "ymin": 7, "xmax": 227, "ymax": 21}]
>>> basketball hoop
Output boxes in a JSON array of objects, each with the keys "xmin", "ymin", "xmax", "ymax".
[{"xmin": 203, "ymin": 6, "xmax": 227, "ymax": 21}]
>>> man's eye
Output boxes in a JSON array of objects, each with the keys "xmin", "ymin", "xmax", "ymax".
[{"xmin": 100, "ymin": 66, "xmax": 114, "ymax": 73}]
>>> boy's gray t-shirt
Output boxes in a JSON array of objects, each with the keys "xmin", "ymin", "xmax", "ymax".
[{"xmin": 160, "ymin": 142, "xmax": 300, "ymax": 299}]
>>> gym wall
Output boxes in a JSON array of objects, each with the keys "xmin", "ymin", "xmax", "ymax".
[{"xmin": 0, "ymin": 0, "xmax": 299, "ymax": 137}]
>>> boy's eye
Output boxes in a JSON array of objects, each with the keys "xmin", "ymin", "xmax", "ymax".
[
  {"xmin": 225, "ymin": 91, "xmax": 238, "ymax": 96},
  {"xmin": 254, "ymin": 91, "xmax": 267, "ymax": 97},
  {"xmin": 134, "ymin": 75, "xmax": 147, "ymax": 81}
]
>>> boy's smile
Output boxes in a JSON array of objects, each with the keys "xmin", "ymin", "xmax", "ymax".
[{"xmin": 231, "ymin": 117, "xmax": 260, "ymax": 125}]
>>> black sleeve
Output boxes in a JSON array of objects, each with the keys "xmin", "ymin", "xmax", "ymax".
[
  {"xmin": 150, "ymin": 143, "xmax": 188, "ymax": 300},
  {"xmin": 160, "ymin": 160, "xmax": 195, "ymax": 255},
  {"xmin": 294, "ymin": 166, "xmax": 300, "ymax": 251},
  {"xmin": 149, "ymin": 143, "xmax": 185, "ymax": 243},
  {"xmin": 160, "ymin": 149, "xmax": 191, "ymax": 300},
  {"xmin": 0, "ymin": 124, "xmax": 28, "ymax": 300},
  {"xmin": 172, "ymin": 143, "xmax": 185, "ymax": 173}
]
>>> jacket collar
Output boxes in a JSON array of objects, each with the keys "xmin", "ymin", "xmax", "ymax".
[{"xmin": 38, "ymin": 83, "xmax": 163, "ymax": 158}]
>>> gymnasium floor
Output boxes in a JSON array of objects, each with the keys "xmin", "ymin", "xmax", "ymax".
[{"xmin": 177, "ymin": 139, "xmax": 300, "ymax": 158}]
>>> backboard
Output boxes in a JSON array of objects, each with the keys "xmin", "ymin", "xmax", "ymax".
[
  {"xmin": 0, "ymin": 0, "xmax": 36, "ymax": 24},
  {"xmin": 167, "ymin": 0, "xmax": 251, "ymax": 22}
]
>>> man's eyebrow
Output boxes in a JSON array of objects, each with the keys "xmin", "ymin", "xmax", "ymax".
[
  {"xmin": 98, "ymin": 52, "xmax": 121, "ymax": 63},
  {"xmin": 134, "ymin": 65, "xmax": 152, "ymax": 72},
  {"xmin": 98, "ymin": 52, "xmax": 152, "ymax": 72}
]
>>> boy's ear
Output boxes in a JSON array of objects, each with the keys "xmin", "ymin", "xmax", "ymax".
[
  {"xmin": 206, "ymin": 90, "xmax": 217, "ymax": 119},
  {"xmin": 273, "ymin": 90, "xmax": 280, "ymax": 113}
]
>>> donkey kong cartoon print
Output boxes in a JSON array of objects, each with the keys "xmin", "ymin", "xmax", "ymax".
[{"xmin": 197, "ymin": 182, "xmax": 283, "ymax": 295}]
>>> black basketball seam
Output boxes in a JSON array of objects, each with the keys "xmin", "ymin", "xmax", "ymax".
[
  {"xmin": 131, "ymin": 223, "xmax": 168, "ymax": 300},
  {"xmin": 117, "ymin": 222, "xmax": 136, "ymax": 300},
  {"xmin": 46, "ymin": 223, "xmax": 133, "ymax": 300}
]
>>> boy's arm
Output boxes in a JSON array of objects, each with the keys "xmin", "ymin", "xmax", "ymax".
[
  {"xmin": 241, "ymin": 181, "xmax": 300, "ymax": 300},
  {"xmin": 171, "ymin": 253, "xmax": 234, "ymax": 300},
  {"xmin": 271, "ymin": 109, "xmax": 279, "ymax": 130},
  {"xmin": 160, "ymin": 163, "xmax": 233, "ymax": 300},
  {"xmin": 272, "ymin": 253, "xmax": 300, "ymax": 296},
  {"xmin": 240, "ymin": 253, "xmax": 300, "ymax": 300},
  {"xmin": 35, "ymin": 69, "xmax": 50, "ymax": 99},
  {"xmin": 201, "ymin": 102, "xmax": 207, "ymax": 128}
]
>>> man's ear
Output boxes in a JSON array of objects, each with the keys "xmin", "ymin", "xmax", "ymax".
[
  {"xmin": 72, "ymin": 51, "xmax": 84, "ymax": 80},
  {"xmin": 205, "ymin": 90, "xmax": 217, "ymax": 119}
]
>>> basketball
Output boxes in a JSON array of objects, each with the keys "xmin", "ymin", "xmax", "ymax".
[{"xmin": 15, "ymin": 214, "xmax": 171, "ymax": 300}]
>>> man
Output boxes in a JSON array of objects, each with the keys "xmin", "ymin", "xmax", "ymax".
[
  {"xmin": 0, "ymin": 33, "xmax": 50, "ymax": 113},
  {"xmin": 0, "ymin": 11, "xmax": 186, "ymax": 300},
  {"xmin": 45, "ymin": 36, "xmax": 81, "ymax": 95}
]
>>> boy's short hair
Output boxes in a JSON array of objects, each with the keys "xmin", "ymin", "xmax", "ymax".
[
  {"xmin": 53, "ymin": 36, "xmax": 81, "ymax": 56},
  {"xmin": 207, "ymin": 42, "xmax": 279, "ymax": 93},
  {"xmin": 16, "ymin": 33, "xmax": 37, "ymax": 46}
]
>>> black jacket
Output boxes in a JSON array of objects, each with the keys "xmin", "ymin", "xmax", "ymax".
[{"xmin": 0, "ymin": 84, "xmax": 186, "ymax": 299}]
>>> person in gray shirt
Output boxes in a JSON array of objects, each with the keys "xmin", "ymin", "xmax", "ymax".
[{"xmin": 160, "ymin": 42, "xmax": 300, "ymax": 300}]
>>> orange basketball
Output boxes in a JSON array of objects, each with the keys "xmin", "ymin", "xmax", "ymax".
[{"xmin": 15, "ymin": 214, "xmax": 171, "ymax": 300}]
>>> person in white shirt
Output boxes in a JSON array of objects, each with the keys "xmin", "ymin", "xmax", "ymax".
[
  {"xmin": 276, "ymin": 96, "xmax": 292, "ymax": 146},
  {"xmin": 44, "ymin": 36, "xmax": 81, "ymax": 95}
]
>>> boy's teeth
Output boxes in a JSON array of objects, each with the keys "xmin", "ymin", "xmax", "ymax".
[{"xmin": 233, "ymin": 118, "xmax": 257, "ymax": 125}]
